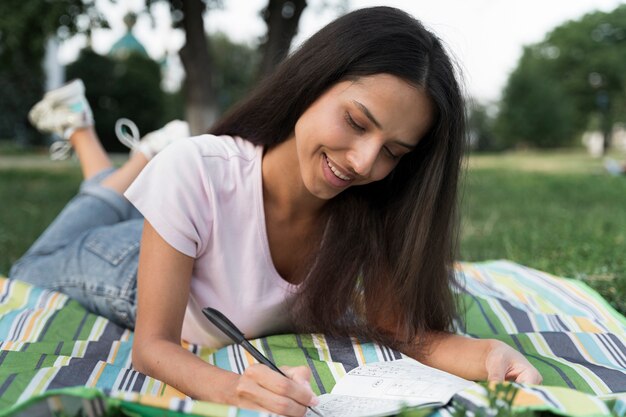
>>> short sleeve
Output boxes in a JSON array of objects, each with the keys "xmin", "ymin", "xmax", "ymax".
[{"xmin": 124, "ymin": 138, "xmax": 213, "ymax": 258}]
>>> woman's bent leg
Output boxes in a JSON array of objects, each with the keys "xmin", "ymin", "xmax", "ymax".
[
  {"xmin": 10, "ymin": 219, "xmax": 142, "ymax": 329},
  {"xmin": 9, "ymin": 171, "xmax": 143, "ymax": 329}
]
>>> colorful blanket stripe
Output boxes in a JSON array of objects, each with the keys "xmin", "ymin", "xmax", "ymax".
[{"xmin": 0, "ymin": 260, "xmax": 624, "ymax": 417}]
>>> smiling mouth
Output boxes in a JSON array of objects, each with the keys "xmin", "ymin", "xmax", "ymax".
[{"xmin": 324, "ymin": 154, "xmax": 353, "ymax": 181}]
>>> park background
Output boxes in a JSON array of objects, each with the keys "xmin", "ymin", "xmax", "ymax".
[{"xmin": 0, "ymin": 0, "xmax": 625, "ymax": 316}]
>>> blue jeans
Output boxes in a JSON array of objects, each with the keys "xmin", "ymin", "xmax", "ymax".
[{"xmin": 9, "ymin": 168, "xmax": 142, "ymax": 329}]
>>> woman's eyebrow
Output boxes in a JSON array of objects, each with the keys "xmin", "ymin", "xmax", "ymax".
[
  {"xmin": 353, "ymin": 100, "xmax": 416, "ymax": 150},
  {"xmin": 353, "ymin": 100, "xmax": 382, "ymax": 129}
]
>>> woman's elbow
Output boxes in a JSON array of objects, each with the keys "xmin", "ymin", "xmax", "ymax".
[{"xmin": 131, "ymin": 337, "xmax": 153, "ymax": 375}]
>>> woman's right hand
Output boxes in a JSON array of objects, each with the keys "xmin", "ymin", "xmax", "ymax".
[{"xmin": 232, "ymin": 364, "xmax": 319, "ymax": 416}]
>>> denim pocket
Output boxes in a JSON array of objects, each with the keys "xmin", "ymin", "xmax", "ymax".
[{"xmin": 84, "ymin": 222, "xmax": 141, "ymax": 266}]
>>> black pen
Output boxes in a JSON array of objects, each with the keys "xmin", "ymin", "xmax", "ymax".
[{"xmin": 202, "ymin": 307, "xmax": 324, "ymax": 417}]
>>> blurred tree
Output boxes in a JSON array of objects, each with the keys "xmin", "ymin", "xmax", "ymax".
[
  {"xmin": 210, "ymin": 32, "xmax": 260, "ymax": 112},
  {"xmin": 1, "ymin": 0, "xmax": 345, "ymax": 143},
  {"xmin": 145, "ymin": 0, "xmax": 348, "ymax": 132},
  {"xmin": 257, "ymin": 0, "xmax": 307, "ymax": 78},
  {"xmin": 146, "ymin": 0, "xmax": 306, "ymax": 134},
  {"xmin": 142, "ymin": 0, "xmax": 222, "ymax": 135},
  {"xmin": 66, "ymin": 49, "xmax": 165, "ymax": 152},
  {"xmin": 539, "ymin": 5, "xmax": 626, "ymax": 152},
  {"xmin": 64, "ymin": 30, "xmax": 257, "ymax": 153},
  {"xmin": 0, "ymin": 0, "xmax": 106, "ymax": 144},
  {"xmin": 162, "ymin": 90, "xmax": 185, "ymax": 125},
  {"xmin": 467, "ymin": 100, "xmax": 498, "ymax": 152},
  {"xmin": 177, "ymin": 0, "xmax": 218, "ymax": 134},
  {"xmin": 256, "ymin": 0, "xmax": 349, "ymax": 78},
  {"xmin": 496, "ymin": 46, "xmax": 577, "ymax": 148},
  {"xmin": 497, "ymin": 4, "xmax": 626, "ymax": 151}
]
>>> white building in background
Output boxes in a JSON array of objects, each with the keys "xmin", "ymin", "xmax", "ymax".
[
  {"xmin": 107, "ymin": 13, "xmax": 182, "ymax": 93},
  {"xmin": 612, "ymin": 125, "xmax": 626, "ymax": 151},
  {"xmin": 582, "ymin": 131, "xmax": 605, "ymax": 157},
  {"xmin": 582, "ymin": 125, "xmax": 626, "ymax": 157},
  {"xmin": 109, "ymin": 13, "xmax": 149, "ymax": 59}
]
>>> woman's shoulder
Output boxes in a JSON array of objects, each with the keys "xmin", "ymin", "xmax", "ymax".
[
  {"xmin": 150, "ymin": 134, "xmax": 261, "ymax": 187},
  {"xmin": 179, "ymin": 134, "xmax": 260, "ymax": 162}
]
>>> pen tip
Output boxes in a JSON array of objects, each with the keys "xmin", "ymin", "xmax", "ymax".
[{"xmin": 309, "ymin": 406, "xmax": 325, "ymax": 417}]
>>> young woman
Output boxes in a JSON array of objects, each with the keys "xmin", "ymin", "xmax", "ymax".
[{"xmin": 10, "ymin": 6, "xmax": 541, "ymax": 417}]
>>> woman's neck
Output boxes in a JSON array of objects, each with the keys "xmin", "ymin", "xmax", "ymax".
[{"xmin": 262, "ymin": 137, "xmax": 326, "ymax": 222}]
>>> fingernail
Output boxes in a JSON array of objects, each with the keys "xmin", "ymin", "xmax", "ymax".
[{"xmin": 309, "ymin": 396, "xmax": 320, "ymax": 407}]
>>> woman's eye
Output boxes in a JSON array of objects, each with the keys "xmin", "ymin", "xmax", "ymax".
[
  {"xmin": 384, "ymin": 146, "xmax": 399, "ymax": 160},
  {"xmin": 345, "ymin": 113, "xmax": 365, "ymax": 133}
]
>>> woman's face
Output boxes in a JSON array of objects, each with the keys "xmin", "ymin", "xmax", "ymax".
[{"xmin": 293, "ymin": 74, "xmax": 435, "ymax": 200}]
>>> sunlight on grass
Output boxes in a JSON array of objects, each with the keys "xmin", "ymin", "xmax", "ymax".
[{"xmin": 467, "ymin": 148, "xmax": 623, "ymax": 174}]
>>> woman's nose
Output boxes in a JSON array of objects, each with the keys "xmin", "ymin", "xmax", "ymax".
[{"xmin": 346, "ymin": 139, "xmax": 380, "ymax": 178}]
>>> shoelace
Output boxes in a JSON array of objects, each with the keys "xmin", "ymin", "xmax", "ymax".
[
  {"xmin": 49, "ymin": 117, "xmax": 141, "ymax": 161},
  {"xmin": 115, "ymin": 118, "xmax": 141, "ymax": 151},
  {"xmin": 49, "ymin": 141, "xmax": 72, "ymax": 161}
]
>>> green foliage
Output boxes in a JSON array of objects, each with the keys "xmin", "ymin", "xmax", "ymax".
[
  {"xmin": 66, "ymin": 49, "xmax": 165, "ymax": 152},
  {"xmin": 449, "ymin": 383, "xmax": 536, "ymax": 417},
  {"xmin": 0, "ymin": 0, "xmax": 106, "ymax": 145},
  {"xmin": 495, "ymin": 47, "xmax": 577, "ymax": 148},
  {"xmin": 478, "ymin": 383, "xmax": 530, "ymax": 417},
  {"xmin": 496, "ymin": 4, "xmax": 626, "ymax": 149},
  {"xmin": 62, "ymin": 32, "xmax": 258, "ymax": 148},
  {"xmin": 468, "ymin": 101, "xmax": 500, "ymax": 151},
  {"xmin": 543, "ymin": 6, "xmax": 626, "ymax": 128},
  {"xmin": 0, "ymin": 0, "xmax": 260, "ymax": 148},
  {"xmin": 163, "ymin": 90, "xmax": 185, "ymax": 125},
  {"xmin": 210, "ymin": 32, "xmax": 261, "ymax": 113}
]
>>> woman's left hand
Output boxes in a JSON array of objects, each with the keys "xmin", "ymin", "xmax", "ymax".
[{"xmin": 484, "ymin": 340, "xmax": 543, "ymax": 384}]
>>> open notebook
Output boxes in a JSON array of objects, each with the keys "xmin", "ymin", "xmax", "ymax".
[{"xmin": 306, "ymin": 358, "xmax": 475, "ymax": 417}]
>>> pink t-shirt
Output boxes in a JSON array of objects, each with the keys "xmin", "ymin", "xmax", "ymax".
[{"xmin": 125, "ymin": 135, "xmax": 297, "ymax": 348}]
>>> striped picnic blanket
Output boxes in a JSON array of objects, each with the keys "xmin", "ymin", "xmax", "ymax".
[{"xmin": 0, "ymin": 260, "xmax": 625, "ymax": 417}]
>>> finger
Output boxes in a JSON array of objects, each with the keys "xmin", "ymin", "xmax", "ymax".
[
  {"xmin": 258, "ymin": 366, "xmax": 317, "ymax": 406},
  {"xmin": 236, "ymin": 374, "xmax": 308, "ymax": 417},
  {"xmin": 514, "ymin": 368, "xmax": 543, "ymax": 385},
  {"xmin": 246, "ymin": 364, "xmax": 318, "ymax": 407},
  {"xmin": 282, "ymin": 365, "xmax": 313, "ymax": 388},
  {"xmin": 486, "ymin": 360, "xmax": 507, "ymax": 382}
]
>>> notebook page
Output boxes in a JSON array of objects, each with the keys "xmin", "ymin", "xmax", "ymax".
[{"xmin": 306, "ymin": 358, "xmax": 474, "ymax": 417}]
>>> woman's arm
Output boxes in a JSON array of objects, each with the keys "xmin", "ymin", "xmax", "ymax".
[
  {"xmin": 405, "ymin": 332, "xmax": 543, "ymax": 384},
  {"xmin": 132, "ymin": 220, "xmax": 318, "ymax": 416}
]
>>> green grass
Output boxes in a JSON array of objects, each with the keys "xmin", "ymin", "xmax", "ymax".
[
  {"xmin": 462, "ymin": 170, "xmax": 626, "ymax": 277},
  {"xmin": 460, "ymin": 150, "xmax": 626, "ymax": 314},
  {"xmin": 1, "ymin": 150, "xmax": 625, "ymax": 315},
  {"xmin": 0, "ymin": 169, "xmax": 82, "ymax": 275}
]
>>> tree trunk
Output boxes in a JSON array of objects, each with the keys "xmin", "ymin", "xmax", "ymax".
[
  {"xmin": 598, "ymin": 91, "xmax": 612, "ymax": 155},
  {"xmin": 602, "ymin": 121, "xmax": 612, "ymax": 155},
  {"xmin": 258, "ymin": 0, "xmax": 307, "ymax": 79},
  {"xmin": 179, "ymin": 0, "xmax": 218, "ymax": 134}
]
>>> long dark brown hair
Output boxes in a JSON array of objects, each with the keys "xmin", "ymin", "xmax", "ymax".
[{"xmin": 210, "ymin": 7, "xmax": 466, "ymax": 351}]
